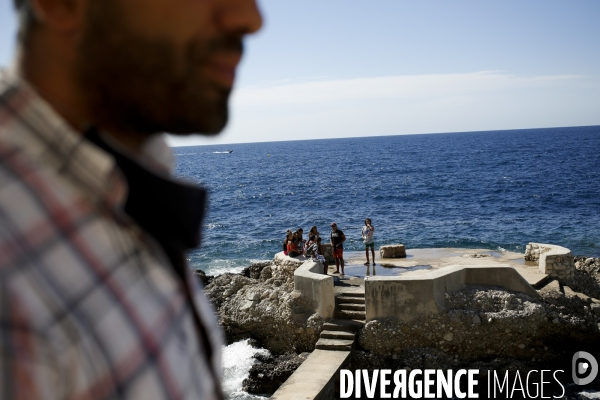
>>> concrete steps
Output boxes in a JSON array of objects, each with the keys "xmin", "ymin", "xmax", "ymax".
[
  {"xmin": 336, "ymin": 292, "xmax": 366, "ymax": 320},
  {"xmin": 336, "ymin": 309, "xmax": 366, "ymax": 319},
  {"xmin": 320, "ymin": 330, "xmax": 356, "ymax": 340},
  {"xmin": 322, "ymin": 319, "xmax": 364, "ymax": 333},
  {"xmin": 315, "ymin": 338, "xmax": 354, "ymax": 351},
  {"xmin": 338, "ymin": 303, "xmax": 365, "ymax": 311},
  {"xmin": 315, "ymin": 291, "xmax": 366, "ymax": 351},
  {"xmin": 338, "ymin": 292, "xmax": 365, "ymax": 300},
  {"xmin": 337, "ymin": 296, "xmax": 365, "ymax": 305}
]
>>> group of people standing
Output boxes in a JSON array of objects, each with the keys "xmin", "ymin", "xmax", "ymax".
[{"xmin": 282, "ymin": 219, "xmax": 376, "ymax": 276}]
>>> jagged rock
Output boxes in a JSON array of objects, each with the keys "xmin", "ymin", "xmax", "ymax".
[
  {"xmin": 241, "ymin": 261, "xmax": 272, "ymax": 280},
  {"xmin": 306, "ymin": 313, "xmax": 325, "ymax": 334},
  {"xmin": 243, "ymin": 352, "xmax": 309, "ymax": 394},
  {"xmin": 247, "ymin": 292, "xmax": 260, "ymax": 301},
  {"xmin": 204, "ymin": 257, "xmax": 319, "ymax": 354},
  {"xmin": 564, "ymin": 256, "xmax": 600, "ymax": 298},
  {"xmin": 449, "ymin": 312, "xmax": 461, "ymax": 324}
]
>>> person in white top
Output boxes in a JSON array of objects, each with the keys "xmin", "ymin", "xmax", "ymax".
[{"xmin": 362, "ymin": 218, "xmax": 376, "ymax": 266}]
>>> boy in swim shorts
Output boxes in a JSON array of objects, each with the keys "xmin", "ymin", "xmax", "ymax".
[
  {"xmin": 330, "ymin": 222, "xmax": 346, "ymax": 274},
  {"xmin": 362, "ymin": 218, "xmax": 375, "ymax": 265}
]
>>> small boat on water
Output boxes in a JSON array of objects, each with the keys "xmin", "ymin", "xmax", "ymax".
[{"xmin": 213, "ymin": 150, "xmax": 233, "ymax": 154}]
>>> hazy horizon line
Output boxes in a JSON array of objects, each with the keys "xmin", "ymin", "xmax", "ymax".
[{"xmin": 167, "ymin": 124, "xmax": 599, "ymax": 148}]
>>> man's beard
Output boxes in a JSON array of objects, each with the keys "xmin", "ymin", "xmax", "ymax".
[{"xmin": 76, "ymin": 1, "xmax": 241, "ymax": 135}]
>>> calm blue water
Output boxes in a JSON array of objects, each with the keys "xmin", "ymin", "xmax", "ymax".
[{"xmin": 174, "ymin": 126, "xmax": 600, "ymax": 275}]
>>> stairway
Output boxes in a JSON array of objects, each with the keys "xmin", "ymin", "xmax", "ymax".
[
  {"xmin": 315, "ymin": 291, "xmax": 365, "ymax": 351},
  {"xmin": 336, "ymin": 292, "xmax": 366, "ymax": 320}
]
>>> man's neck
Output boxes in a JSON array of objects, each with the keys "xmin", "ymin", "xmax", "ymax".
[
  {"xmin": 17, "ymin": 45, "xmax": 149, "ymax": 156},
  {"xmin": 17, "ymin": 37, "xmax": 91, "ymax": 130}
]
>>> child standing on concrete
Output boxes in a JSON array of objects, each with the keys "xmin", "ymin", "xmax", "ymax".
[{"xmin": 362, "ymin": 218, "xmax": 376, "ymax": 266}]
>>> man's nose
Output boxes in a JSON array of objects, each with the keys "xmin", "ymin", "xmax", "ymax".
[{"xmin": 218, "ymin": 0, "xmax": 263, "ymax": 35}]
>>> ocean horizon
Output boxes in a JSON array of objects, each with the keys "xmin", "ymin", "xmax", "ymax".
[
  {"xmin": 172, "ymin": 125, "xmax": 600, "ymax": 148},
  {"xmin": 173, "ymin": 125, "xmax": 600, "ymax": 277}
]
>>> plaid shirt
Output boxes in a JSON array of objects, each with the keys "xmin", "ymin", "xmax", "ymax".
[{"xmin": 0, "ymin": 70, "xmax": 223, "ymax": 399}]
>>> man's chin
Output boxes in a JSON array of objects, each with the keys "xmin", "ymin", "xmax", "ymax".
[
  {"xmin": 157, "ymin": 106, "xmax": 229, "ymax": 136},
  {"xmin": 166, "ymin": 118, "xmax": 227, "ymax": 136},
  {"xmin": 168, "ymin": 129, "xmax": 222, "ymax": 137},
  {"xmin": 169, "ymin": 97, "xmax": 230, "ymax": 135}
]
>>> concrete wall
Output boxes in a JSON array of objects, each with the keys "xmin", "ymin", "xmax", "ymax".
[
  {"xmin": 365, "ymin": 265, "xmax": 539, "ymax": 321},
  {"xmin": 273, "ymin": 251, "xmax": 307, "ymax": 269},
  {"xmin": 294, "ymin": 260, "xmax": 335, "ymax": 319},
  {"xmin": 525, "ymin": 242, "xmax": 574, "ymax": 280}
]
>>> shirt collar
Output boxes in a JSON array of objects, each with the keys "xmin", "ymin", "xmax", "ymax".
[
  {"xmin": 85, "ymin": 127, "xmax": 206, "ymax": 252},
  {"xmin": 1, "ymin": 69, "xmax": 206, "ymax": 252},
  {"xmin": 1, "ymin": 69, "xmax": 177, "ymax": 207}
]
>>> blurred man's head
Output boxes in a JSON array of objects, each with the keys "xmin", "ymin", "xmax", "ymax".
[{"xmin": 13, "ymin": 0, "xmax": 262, "ymax": 138}]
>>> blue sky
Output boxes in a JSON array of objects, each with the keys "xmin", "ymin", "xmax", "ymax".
[{"xmin": 1, "ymin": 1, "xmax": 599, "ymax": 146}]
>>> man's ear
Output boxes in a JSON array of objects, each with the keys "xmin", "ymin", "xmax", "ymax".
[{"xmin": 29, "ymin": 0, "xmax": 86, "ymax": 34}]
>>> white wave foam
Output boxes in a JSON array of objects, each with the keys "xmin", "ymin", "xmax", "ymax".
[
  {"xmin": 222, "ymin": 339, "xmax": 270, "ymax": 399},
  {"xmin": 194, "ymin": 259, "xmax": 272, "ymax": 276},
  {"xmin": 580, "ymin": 393, "xmax": 600, "ymax": 399}
]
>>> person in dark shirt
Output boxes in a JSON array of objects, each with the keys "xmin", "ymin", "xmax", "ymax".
[{"xmin": 330, "ymin": 222, "xmax": 346, "ymax": 274}]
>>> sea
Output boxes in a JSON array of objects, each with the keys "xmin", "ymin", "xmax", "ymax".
[{"xmin": 173, "ymin": 125, "xmax": 600, "ymax": 399}]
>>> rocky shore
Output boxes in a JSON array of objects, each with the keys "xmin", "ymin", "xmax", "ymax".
[
  {"xmin": 200, "ymin": 255, "xmax": 600, "ymax": 396},
  {"xmin": 203, "ymin": 257, "xmax": 324, "ymax": 354}
]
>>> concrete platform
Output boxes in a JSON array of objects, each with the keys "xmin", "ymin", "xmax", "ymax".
[
  {"xmin": 271, "ymin": 349, "xmax": 351, "ymax": 400},
  {"xmin": 341, "ymin": 247, "xmax": 549, "ymax": 286}
]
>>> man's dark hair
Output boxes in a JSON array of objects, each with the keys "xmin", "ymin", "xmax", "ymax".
[{"xmin": 14, "ymin": 0, "xmax": 38, "ymax": 45}]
